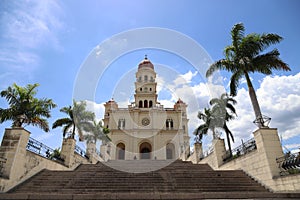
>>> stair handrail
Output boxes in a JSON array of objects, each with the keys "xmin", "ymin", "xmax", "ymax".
[{"xmin": 26, "ymin": 137, "xmax": 55, "ymax": 159}]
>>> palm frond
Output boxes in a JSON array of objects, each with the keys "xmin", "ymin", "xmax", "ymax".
[
  {"xmin": 259, "ymin": 33, "xmax": 283, "ymax": 51},
  {"xmin": 252, "ymin": 49, "xmax": 290, "ymax": 74},
  {"xmin": 224, "ymin": 123, "xmax": 234, "ymax": 142},
  {"xmin": 29, "ymin": 117, "xmax": 49, "ymax": 132},
  {"xmin": 0, "ymin": 108, "xmax": 14, "ymax": 123},
  {"xmin": 25, "ymin": 83, "xmax": 39, "ymax": 98},
  {"xmin": 52, "ymin": 118, "xmax": 72, "ymax": 129},
  {"xmin": 63, "ymin": 123, "xmax": 73, "ymax": 137},
  {"xmin": 229, "ymin": 71, "xmax": 243, "ymax": 96},
  {"xmin": 231, "ymin": 23, "xmax": 245, "ymax": 54},
  {"xmin": 226, "ymin": 103, "xmax": 237, "ymax": 115},
  {"xmin": 206, "ymin": 59, "xmax": 232, "ymax": 77},
  {"xmin": 0, "ymin": 85, "xmax": 20, "ymax": 107}
]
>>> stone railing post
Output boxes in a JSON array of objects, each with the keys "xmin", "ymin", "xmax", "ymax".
[
  {"xmin": 0, "ymin": 128, "xmax": 30, "ymax": 180},
  {"xmin": 100, "ymin": 143, "xmax": 112, "ymax": 161},
  {"xmin": 194, "ymin": 142, "xmax": 203, "ymax": 163},
  {"xmin": 86, "ymin": 142, "xmax": 98, "ymax": 164},
  {"xmin": 60, "ymin": 138, "xmax": 76, "ymax": 167},
  {"xmin": 212, "ymin": 138, "xmax": 226, "ymax": 168},
  {"xmin": 253, "ymin": 128, "xmax": 284, "ymax": 178}
]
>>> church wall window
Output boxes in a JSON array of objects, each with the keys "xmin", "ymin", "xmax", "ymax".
[
  {"xmin": 144, "ymin": 75, "xmax": 148, "ymax": 82},
  {"xmin": 149, "ymin": 88, "xmax": 152, "ymax": 91},
  {"xmin": 144, "ymin": 87, "xmax": 148, "ymax": 92},
  {"xmin": 140, "ymin": 88, "xmax": 142, "ymax": 91},
  {"xmin": 139, "ymin": 100, "xmax": 143, "ymax": 108},
  {"xmin": 138, "ymin": 76, "xmax": 142, "ymax": 82}
]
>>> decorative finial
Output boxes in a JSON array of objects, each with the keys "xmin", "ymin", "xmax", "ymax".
[{"xmin": 144, "ymin": 54, "xmax": 148, "ymax": 60}]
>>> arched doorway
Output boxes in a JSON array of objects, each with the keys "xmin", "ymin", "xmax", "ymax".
[
  {"xmin": 116, "ymin": 143, "xmax": 125, "ymax": 160},
  {"xmin": 166, "ymin": 143, "xmax": 175, "ymax": 159},
  {"xmin": 140, "ymin": 142, "xmax": 152, "ymax": 159}
]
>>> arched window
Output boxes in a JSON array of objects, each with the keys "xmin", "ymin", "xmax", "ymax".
[
  {"xmin": 116, "ymin": 143, "xmax": 125, "ymax": 160},
  {"xmin": 140, "ymin": 88, "xmax": 142, "ymax": 91},
  {"xmin": 138, "ymin": 76, "xmax": 142, "ymax": 82},
  {"xmin": 144, "ymin": 75, "xmax": 148, "ymax": 82},
  {"xmin": 144, "ymin": 100, "xmax": 148, "ymax": 108},
  {"xmin": 144, "ymin": 87, "xmax": 148, "ymax": 92},
  {"xmin": 149, "ymin": 100, "xmax": 153, "ymax": 108},
  {"xmin": 149, "ymin": 88, "xmax": 152, "ymax": 91},
  {"xmin": 139, "ymin": 100, "xmax": 143, "ymax": 108},
  {"xmin": 166, "ymin": 119, "xmax": 173, "ymax": 129},
  {"xmin": 118, "ymin": 119, "xmax": 125, "ymax": 129}
]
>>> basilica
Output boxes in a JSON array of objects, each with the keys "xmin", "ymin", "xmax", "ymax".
[{"xmin": 100, "ymin": 57, "xmax": 190, "ymax": 160}]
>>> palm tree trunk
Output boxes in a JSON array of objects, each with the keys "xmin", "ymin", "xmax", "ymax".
[
  {"xmin": 72, "ymin": 124, "xmax": 76, "ymax": 139},
  {"xmin": 226, "ymin": 131, "xmax": 232, "ymax": 157},
  {"xmin": 244, "ymin": 72, "xmax": 265, "ymax": 128}
]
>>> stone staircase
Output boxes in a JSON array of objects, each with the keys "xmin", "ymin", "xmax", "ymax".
[{"xmin": 1, "ymin": 160, "xmax": 300, "ymax": 199}]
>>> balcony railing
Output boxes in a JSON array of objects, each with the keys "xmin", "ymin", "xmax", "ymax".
[
  {"xmin": 276, "ymin": 151, "xmax": 300, "ymax": 176},
  {"xmin": 75, "ymin": 145, "xmax": 87, "ymax": 158},
  {"xmin": 223, "ymin": 137, "xmax": 257, "ymax": 162},
  {"xmin": 27, "ymin": 137, "xmax": 54, "ymax": 159}
]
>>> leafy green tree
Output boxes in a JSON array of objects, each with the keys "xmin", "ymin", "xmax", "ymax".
[
  {"xmin": 48, "ymin": 148, "xmax": 63, "ymax": 161},
  {"xmin": 206, "ymin": 23, "xmax": 290, "ymax": 128},
  {"xmin": 210, "ymin": 93, "xmax": 237, "ymax": 157},
  {"xmin": 83, "ymin": 120, "xmax": 111, "ymax": 144},
  {"xmin": 0, "ymin": 83, "xmax": 56, "ymax": 132},
  {"xmin": 52, "ymin": 100, "xmax": 95, "ymax": 141}
]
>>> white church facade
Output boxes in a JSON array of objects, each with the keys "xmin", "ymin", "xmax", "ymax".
[{"xmin": 100, "ymin": 57, "xmax": 190, "ymax": 161}]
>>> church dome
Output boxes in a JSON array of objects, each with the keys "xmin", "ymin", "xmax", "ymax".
[{"xmin": 138, "ymin": 55, "xmax": 154, "ymax": 70}]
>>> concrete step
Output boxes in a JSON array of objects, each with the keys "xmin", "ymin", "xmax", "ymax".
[{"xmin": 7, "ymin": 159, "xmax": 291, "ymax": 199}]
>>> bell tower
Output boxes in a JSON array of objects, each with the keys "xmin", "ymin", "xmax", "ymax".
[{"xmin": 134, "ymin": 56, "xmax": 158, "ymax": 108}]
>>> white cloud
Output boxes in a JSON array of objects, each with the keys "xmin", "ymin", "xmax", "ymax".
[
  {"xmin": 226, "ymin": 73, "xmax": 300, "ymax": 150},
  {"xmin": 173, "ymin": 70, "xmax": 197, "ymax": 86},
  {"xmin": 0, "ymin": 1, "xmax": 64, "ymax": 87},
  {"xmin": 84, "ymin": 100, "xmax": 105, "ymax": 121},
  {"xmin": 2, "ymin": 1, "xmax": 63, "ymax": 50}
]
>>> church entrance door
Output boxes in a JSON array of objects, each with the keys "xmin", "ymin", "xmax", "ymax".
[
  {"xmin": 140, "ymin": 142, "xmax": 152, "ymax": 159},
  {"xmin": 116, "ymin": 143, "xmax": 125, "ymax": 160},
  {"xmin": 166, "ymin": 143, "xmax": 175, "ymax": 159}
]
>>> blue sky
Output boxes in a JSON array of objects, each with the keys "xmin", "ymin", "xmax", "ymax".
[{"xmin": 1, "ymin": 0, "xmax": 300, "ymax": 153}]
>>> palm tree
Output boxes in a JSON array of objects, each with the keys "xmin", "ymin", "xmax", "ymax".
[
  {"xmin": 193, "ymin": 108, "xmax": 218, "ymax": 143},
  {"xmin": 83, "ymin": 120, "xmax": 111, "ymax": 144},
  {"xmin": 52, "ymin": 100, "xmax": 95, "ymax": 141},
  {"xmin": 206, "ymin": 23, "xmax": 290, "ymax": 128},
  {"xmin": 0, "ymin": 83, "xmax": 56, "ymax": 132},
  {"xmin": 210, "ymin": 93, "xmax": 237, "ymax": 157}
]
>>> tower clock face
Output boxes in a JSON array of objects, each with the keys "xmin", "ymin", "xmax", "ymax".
[{"xmin": 142, "ymin": 118, "xmax": 150, "ymax": 126}]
